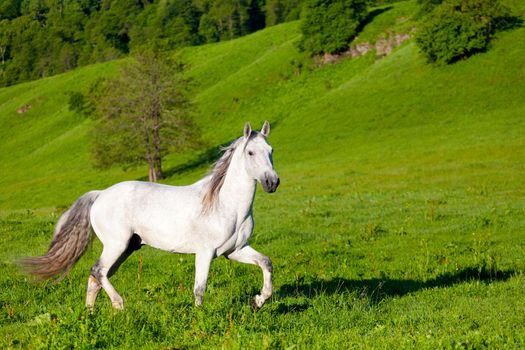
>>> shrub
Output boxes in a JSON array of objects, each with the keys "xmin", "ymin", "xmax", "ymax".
[
  {"xmin": 416, "ymin": 0, "xmax": 512, "ymax": 65},
  {"xmin": 299, "ymin": 0, "xmax": 368, "ymax": 55}
]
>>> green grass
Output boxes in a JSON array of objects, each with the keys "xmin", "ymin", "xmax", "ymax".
[{"xmin": 1, "ymin": 0, "xmax": 525, "ymax": 348}]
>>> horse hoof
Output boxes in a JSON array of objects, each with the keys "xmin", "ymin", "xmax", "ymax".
[
  {"xmin": 251, "ymin": 295, "xmax": 265, "ymax": 310},
  {"xmin": 112, "ymin": 302, "xmax": 124, "ymax": 310}
]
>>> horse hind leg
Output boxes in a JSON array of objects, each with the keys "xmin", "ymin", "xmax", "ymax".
[
  {"xmin": 86, "ymin": 275, "xmax": 102, "ymax": 312},
  {"xmin": 89, "ymin": 248, "xmax": 126, "ymax": 310},
  {"xmin": 87, "ymin": 234, "xmax": 142, "ymax": 310}
]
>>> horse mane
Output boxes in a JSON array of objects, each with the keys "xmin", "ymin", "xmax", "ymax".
[
  {"xmin": 201, "ymin": 132, "xmax": 257, "ymax": 213},
  {"xmin": 201, "ymin": 137, "xmax": 242, "ymax": 213}
]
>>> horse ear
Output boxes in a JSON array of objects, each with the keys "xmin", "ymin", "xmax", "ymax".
[
  {"xmin": 244, "ymin": 122, "xmax": 252, "ymax": 139},
  {"xmin": 261, "ymin": 120, "xmax": 270, "ymax": 137}
]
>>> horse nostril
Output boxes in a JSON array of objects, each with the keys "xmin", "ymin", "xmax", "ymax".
[{"xmin": 276, "ymin": 178, "xmax": 280, "ymax": 187}]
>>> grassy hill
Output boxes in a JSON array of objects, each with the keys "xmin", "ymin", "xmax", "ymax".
[{"xmin": 1, "ymin": 1, "xmax": 525, "ymax": 348}]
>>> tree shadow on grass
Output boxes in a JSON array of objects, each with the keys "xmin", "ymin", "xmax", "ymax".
[
  {"xmin": 355, "ymin": 6, "xmax": 393, "ymax": 37},
  {"xmin": 275, "ymin": 266, "xmax": 517, "ymax": 313},
  {"xmin": 495, "ymin": 14, "xmax": 523, "ymax": 32}
]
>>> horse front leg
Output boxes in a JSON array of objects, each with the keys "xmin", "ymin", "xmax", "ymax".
[
  {"xmin": 227, "ymin": 245, "xmax": 273, "ymax": 309},
  {"xmin": 193, "ymin": 250, "xmax": 214, "ymax": 306}
]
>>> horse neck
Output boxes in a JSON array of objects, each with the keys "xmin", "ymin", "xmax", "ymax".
[{"xmin": 218, "ymin": 150, "xmax": 256, "ymax": 218}]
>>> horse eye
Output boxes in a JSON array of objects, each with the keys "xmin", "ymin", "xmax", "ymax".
[{"xmin": 248, "ymin": 151, "xmax": 254, "ymax": 156}]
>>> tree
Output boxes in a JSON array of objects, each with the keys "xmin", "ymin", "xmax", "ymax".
[
  {"xmin": 298, "ymin": 0, "xmax": 367, "ymax": 55},
  {"xmin": 265, "ymin": 0, "xmax": 286, "ymax": 26},
  {"xmin": 415, "ymin": 0, "xmax": 512, "ymax": 65},
  {"xmin": 161, "ymin": 0, "xmax": 202, "ymax": 47},
  {"xmin": 198, "ymin": 0, "xmax": 251, "ymax": 41},
  {"xmin": 265, "ymin": 0, "xmax": 301, "ymax": 27},
  {"xmin": 90, "ymin": 50, "xmax": 201, "ymax": 182},
  {"xmin": 3, "ymin": 0, "xmax": 299, "ymax": 87},
  {"xmin": 246, "ymin": 0, "xmax": 265, "ymax": 32},
  {"xmin": 0, "ymin": 20, "xmax": 11, "ymax": 66},
  {"xmin": 0, "ymin": 0, "xmax": 22, "ymax": 20}
]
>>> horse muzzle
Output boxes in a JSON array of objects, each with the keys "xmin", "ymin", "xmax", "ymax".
[{"xmin": 261, "ymin": 173, "xmax": 280, "ymax": 193}]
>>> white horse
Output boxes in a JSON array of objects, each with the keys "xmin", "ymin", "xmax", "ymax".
[{"xmin": 23, "ymin": 121, "xmax": 280, "ymax": 310}]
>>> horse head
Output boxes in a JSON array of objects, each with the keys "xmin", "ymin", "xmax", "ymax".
[{"xmin": 242, "ymin": 121, "xmax": 280, "ymax": 193}]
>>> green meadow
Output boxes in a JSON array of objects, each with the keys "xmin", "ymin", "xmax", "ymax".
[{"xmin": 1, "ymin": 1, "xmax": 525, "ymax": 348}]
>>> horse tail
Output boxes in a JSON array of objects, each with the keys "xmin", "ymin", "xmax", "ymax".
[{"xmin": 21, "ymin": 191, "xmax": 101, "ymax": 281}]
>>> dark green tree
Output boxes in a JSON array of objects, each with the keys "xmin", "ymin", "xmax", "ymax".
[
  {"xmin": 265, "ymin": 0, "xmax": 285, "ymax": 26},
  {"xmin": 198, "ymin": 0, "xmax": 251, "ymax": 41},
  {"xmin": 197, "ymin": 13, "xmax": 218, "ymax": 42},
  {"xmin": 4, "ymin": 15, "xmax": 40, "ymax": 82},
  {"xmin": 90, "ymin": 50, "xmax": 201, "ymax": 182},
  {"xmin": 416, "ymin": 0, "xmax": 512, "ymax": 65},
  {"xmin": 298, "ymin": 0, "xmax": 367, "ymax": 55},
  {"xmin": 161, "ymin": 0, "xmax": 202, "ymax": 47},
  {"xmin": 0, "ymin": 0, "xmax": 22, "ymax": 20},
  {"xmin": 265, "ymin": 0, "xmax": 302, "ymax": 26},
  {"xmin": 247, "ymin": 0, "xmax": 265, "ymax": 32},
  {"xmin": 2, "ymin": 0, "xmax": 297, "ymax": 86},
  {"xmin": 128, "ymin": 4, "xmax": 160, "ymax": 50},
  {"xmin": 0, "ymin": 19, "xmax": 11, "ymax": 66}
]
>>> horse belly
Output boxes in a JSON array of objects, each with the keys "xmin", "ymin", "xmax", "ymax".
[
  {"xmin": 133, "ymin": 212, "xmax": 201, "ymax": 254},
  {"xmin": 141, "ymin": 217, "xmax": 238, "ymax": 255}
]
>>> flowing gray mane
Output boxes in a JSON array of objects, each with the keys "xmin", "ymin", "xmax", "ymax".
[{"xmin": 202, "ymin": 132, "xmax": 257, "ymax": 213}]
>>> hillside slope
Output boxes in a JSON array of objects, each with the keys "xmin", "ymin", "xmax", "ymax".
[{"xmin": 0, "ymin": 0, "xmax": 523, "ymax": 214}]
